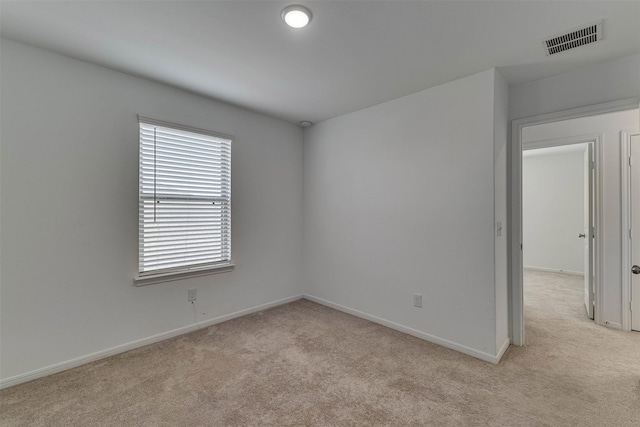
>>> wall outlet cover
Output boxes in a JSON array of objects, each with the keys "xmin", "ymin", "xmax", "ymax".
[{"xmin": 413, "ymin": 294, "xmax": 422, "ymax": 308}]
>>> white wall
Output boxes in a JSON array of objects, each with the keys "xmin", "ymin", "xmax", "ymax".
[
  {"xmin": 509, "ymin": 53, "xmax": 640, "ymax": 120},
  {"xmin": 523, "ymin": 147, "xmax": 585, "ymax": 274},
  {"xmin": 303, "ymin": 69, "xmax": 508, "ymax": 360},
  {"xmin": 522, "ymin": 110, "xmax": 639, "ymax": 326},
  {"xmin": 0, "ymin": 39, "xmax": 304, "ymax": 383}
]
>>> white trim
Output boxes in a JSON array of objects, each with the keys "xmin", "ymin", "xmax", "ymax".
[
  {"xmin": 621, "ymin": 130, "xmax": 639, "ymax": 332},
  {"xmin": 0, "ymin": 294, "xmax": 303, "ymax": 389},
  {"xmin": 621, "ymin": 131, "xmax": 631, "ymax": 331},
  {"xmin": 509, "ymin": 97, "xmax": 640, "ymax": 346},
  {"xmin": 522, "ymin": 133, "xmax": 600, "ymax": 151},
  {"xmin": 303, "ymin": 294, "xmax": 508, "ymax": 364},
  {"xmin": 192, "ymin": 294, "xmax": 303, "ymax": 329},
  {"xmin": 496, "ymin": 337, "xmax": 511, "ymax": 361},
  {"xmin": 134, "ymin": 263, "xmax": 235, "ymax": 286},
  {"xmin": 603, "ymin": 321, "xmax": 623, "ymax": 330},
  {"xmin": 594, "ymin": 135, "xmax": 605, "ymax": 326},
  {"xmin": 524, "ymin": 266, "xmax": 584, "ymax": 276}
]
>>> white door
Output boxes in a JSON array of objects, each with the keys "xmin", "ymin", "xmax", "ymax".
[
  {"xmin": 583, "ymin": 144, "xmax": 594, "ymax": 319},
  {"xmin": 631, "ymin": 135, "xmax": 640, "ymax": 331}
]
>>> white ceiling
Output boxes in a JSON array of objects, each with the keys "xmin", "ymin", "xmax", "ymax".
[{"xmin": 1, "ymin": 1, "xmax": 638, "ymax": 125}]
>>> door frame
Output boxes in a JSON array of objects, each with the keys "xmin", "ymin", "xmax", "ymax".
[
  {"xmin": 509, "ymin": 97, "xmax": 640, "ymax": 346},
  {"xmin": 621, "ymin": 130, "xmax": 640, "ymax": 331}
]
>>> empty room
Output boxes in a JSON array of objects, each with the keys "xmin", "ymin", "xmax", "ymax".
[{"xmin": 1, "ymin": 1, "xmax": 639, "ymax": 426}]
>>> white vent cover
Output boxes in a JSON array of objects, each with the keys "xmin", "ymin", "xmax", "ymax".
[{"xmin": 543, "ymin": 20, "xmax": 603, "ymax": 56}]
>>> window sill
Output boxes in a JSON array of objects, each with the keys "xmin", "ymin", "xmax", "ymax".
[{"xmin": 134, "ymin": 263, "xmax": 235, "ymax": 287}]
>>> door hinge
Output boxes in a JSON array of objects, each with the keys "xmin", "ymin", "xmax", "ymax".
[
  {"xmin": 591, "ymin": 161, "xmax": 595, "ymax": 169},
  {"xmin": 630, "ymin": 157, "xmax": 633, "ymax": 166}
]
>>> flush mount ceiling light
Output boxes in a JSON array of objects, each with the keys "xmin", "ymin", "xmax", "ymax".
[{"xmin": 282, "ymin": 5, "xmax": 312, "ymax": 28}]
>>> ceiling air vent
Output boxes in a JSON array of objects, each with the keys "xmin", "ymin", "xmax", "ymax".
[{"xmin": 543, "ymin": 20, "xmax": 603, "ymax": 56}]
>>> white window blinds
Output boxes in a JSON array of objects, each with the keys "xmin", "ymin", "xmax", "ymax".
[{"xmin": 138, "ymin": 117, "xmax": 232, "ymax": 276}]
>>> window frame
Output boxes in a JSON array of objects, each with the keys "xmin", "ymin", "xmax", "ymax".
[{"xmin": 134, "ymin": 116, "xmax": 234, "ymax": 286}]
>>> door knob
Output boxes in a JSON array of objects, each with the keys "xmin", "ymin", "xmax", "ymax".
[
  {"xmin": 632, "ymin": 265, "xmax": 640, "ymax": 275},
  {"xmin": 578, "ymin": 233, "xmax": 586, "ymax": 238}
]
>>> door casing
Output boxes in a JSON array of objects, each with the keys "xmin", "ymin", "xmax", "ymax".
[
  {"xmin": 621, "ymin": 131, "xmax": 640, "ymax": 331},
  {"xmin": 508, "ymin": 97, "xmax": 640, "ymax": 346}
]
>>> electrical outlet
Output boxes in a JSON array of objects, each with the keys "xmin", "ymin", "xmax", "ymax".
[
  {"xmin": 413, "ymin": 294, "xmax": 422, "ymax": 308},
  {"xmin": 188, "ymin": 288, "xmax": 197, "ymax": 302}
]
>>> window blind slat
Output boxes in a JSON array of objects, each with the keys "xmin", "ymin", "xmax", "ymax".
[
  {"xmin": 142, "ymin": 237, "xmax": 224, "ymax": 248},
  {"xmin": 141, "ymin": 126, "xmax": 231, "ymax": 146},
  {"xmin": 140, "ymin": 134, "xmax": 230, "ymax": 150},
  {"xmin": 142, "ymin": 245, "xmax": 225, "ymax": 257},
  {"xmin": 141, "ymin": 165, "xmax": 228, "ymax": 179},
  {"xmin": 147, "ymin": 138, "xmax": 231, "ymax": 157},
  {"xmin": 143, "ymin": 252, "xmax": 226, "ymax": 264},
  {"xmin": 139, "ymin": 120, "xmax": 232, "ymax": 275},
  {"xmin": 149, "ymin": 153, "xmax": 230, "ymax": 170}
]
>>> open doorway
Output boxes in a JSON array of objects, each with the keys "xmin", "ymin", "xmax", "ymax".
[
  {"xmin": 509, "ymin": 100, "xmax": 640, "ymax": 346},
  {"xmin": 522, "ymin": 141, "xmax": 595, "ymax": 326}
]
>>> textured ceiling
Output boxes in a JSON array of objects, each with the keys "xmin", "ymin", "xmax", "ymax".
[{"xmin": 1, "ymin": 1, "xmax": 638, "ymax": 124}]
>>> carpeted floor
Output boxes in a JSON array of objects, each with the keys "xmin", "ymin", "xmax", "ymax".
[{"xmin": 1, "ymin": 270, "xmax": 639, "ymax": 426}]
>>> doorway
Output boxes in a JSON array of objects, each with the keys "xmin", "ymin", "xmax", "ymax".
[
  {"xmin": 522, "ymin": 141, "xmax": 595, "ymax": 322},
  {"xmin": 509, "ymin": 99, "xmax": 640, "ymax": 346}
]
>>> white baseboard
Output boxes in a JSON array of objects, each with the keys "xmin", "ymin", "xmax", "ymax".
[
  {"xmin": 603, "ymin": 321, "xmax": 622, "ymax": 330},
  {"xmin": 0, "ymin": 294, "xmax": 304, "ymax": 390},
  {"xmin": 192, "ymin": 294, "xmax": 303, "ymax": 329},
  {"xmin": 524, "ymin": 265, "xmax": 584, "ymax": 276},
  {"xmin": 302, "ymin": 294, "xmax": 506, "ymax": 364},
  {"xmin": 496, "ymin": 337, "xmax": 511, "ymax": 360}
]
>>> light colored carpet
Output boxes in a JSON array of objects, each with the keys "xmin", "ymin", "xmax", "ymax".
[{"xmin": 1, "ymin": 270, "xmax": 639, "ymax": 426}]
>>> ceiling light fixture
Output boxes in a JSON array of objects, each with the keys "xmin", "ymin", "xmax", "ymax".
[
  {"xmin": 300, "ymin": 121, "xmax": 313, "ymax": 128},
  {"xmin": 282, "ymin": 5, "xmax": 312, "ymax": 29}
]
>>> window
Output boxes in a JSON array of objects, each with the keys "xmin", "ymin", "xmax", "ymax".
[{"xmin": 137, "ymin": 116, "xmax": 232, "ymax": 283}]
